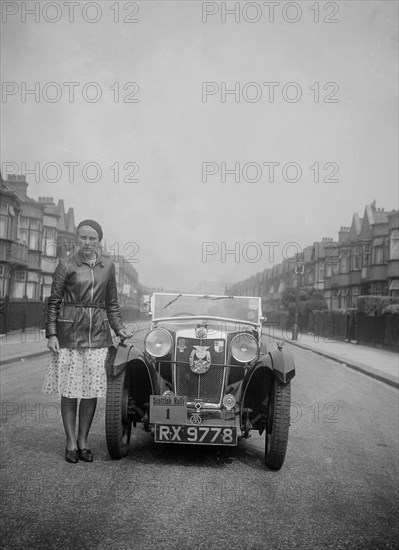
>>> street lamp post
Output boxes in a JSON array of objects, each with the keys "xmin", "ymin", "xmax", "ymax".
[{"xmin": 292, "ymin": 262, "xmax": 304, "ymax": 341}]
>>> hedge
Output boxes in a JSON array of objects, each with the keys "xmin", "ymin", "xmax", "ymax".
[{"xmin": 356, "ymin": 295, "xmax": 399, "ymax": 316}]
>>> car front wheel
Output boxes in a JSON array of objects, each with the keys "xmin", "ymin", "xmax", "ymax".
[
  {"xmin": 264, "ymin": 378, "xmax": 291, "ymax": 470},
  {"xmin": 106, "ymin": 370, "xmax": 132, "ymax": 459}
]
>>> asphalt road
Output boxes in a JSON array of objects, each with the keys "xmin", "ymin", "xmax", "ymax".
[{"xmin": 1, "ymin": 337, "xmax": 398, "ymax": 550}]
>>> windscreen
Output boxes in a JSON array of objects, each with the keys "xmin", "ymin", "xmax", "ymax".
[{"xmin": 152, "ymin": 294, "xmax": 261, "ymax": 323}]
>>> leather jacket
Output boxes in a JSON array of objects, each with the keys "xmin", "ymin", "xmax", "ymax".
[{"xmin": 46, "ymin": 250, "xmax": 125, "ymax": 348}]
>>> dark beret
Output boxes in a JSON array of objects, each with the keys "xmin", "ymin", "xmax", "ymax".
[{"xmin": 77, "ymin": 219, "xmax": 103, "ymax": 241}]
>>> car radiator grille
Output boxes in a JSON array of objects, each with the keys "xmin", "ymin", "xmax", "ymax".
[{"xmin": 175, "ymin": 338, "xmax": 225, "ymax": 404}]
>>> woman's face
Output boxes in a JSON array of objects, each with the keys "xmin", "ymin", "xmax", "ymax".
[{"xmin": 77, "ymin": 226, "xmax": 100, "ymax": 256}]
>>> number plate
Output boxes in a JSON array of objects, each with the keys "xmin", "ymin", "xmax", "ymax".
[
  {"xmin": 155, "ymin": 425, "xmax": 237, "ymax": 445},
  {"xmin": 149, "ymin": 395, "xmax": 187, "ymax": 424}
]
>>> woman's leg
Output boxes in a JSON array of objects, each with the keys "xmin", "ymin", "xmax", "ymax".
[
  {"xmin": 77, "ymin": 398, "xmax": 97, "ymax": 449},
  {"xmin": 61, "ymin": 396, "xmax": 78, "ymax": 450}
]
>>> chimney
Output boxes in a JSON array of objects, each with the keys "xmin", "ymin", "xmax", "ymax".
[
  {"xmin": 38, "ymin": 196, "xmax": 55, "ymax": 204},
  {"xmin": 338, "ymin": 226, "xmax": 350, "ymax": 243},
  {"xmin": 7, "ymin": 174, "xmax": 28, "ymax": 197}
]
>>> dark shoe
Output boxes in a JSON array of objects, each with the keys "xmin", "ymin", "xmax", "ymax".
[
  {"xmin": 78, "ymin": 448, "xmax": 93, "ymax": 462},
  {"xmin": 65, "ymin": 448, "xmax": 79, "ymax": 464}
]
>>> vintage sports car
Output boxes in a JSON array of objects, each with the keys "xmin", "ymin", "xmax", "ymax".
[{"xmin": 105, "ymin": 293, "xmax": 296, "ymax": 469}]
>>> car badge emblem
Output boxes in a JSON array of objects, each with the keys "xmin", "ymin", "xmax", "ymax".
[
  {"xmin": 214, "ymin": 340, "xmax": 224, "ymax": 353},
  {"xmin": 189, "ymin": 413, "xmax": 202, "ymax": 424},
  {"xmin": 177, "ymin": 338, "xmax": 186, "ymax": 353},
  {"xmin": 189, "ymin": 346, "xmax": 211, "ymax": 374},
  {"xmin": 248, "ymin": 298, "xmax": 259, "ymax": 310},
  {"xmin": 223, "ymin": 394, "xmax": 236, "ymax": 411},
  {"xmin": 196, "ymin": 326, "xmax": 207, "ymax": 339}
]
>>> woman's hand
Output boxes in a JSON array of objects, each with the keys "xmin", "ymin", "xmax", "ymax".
[
  {"xmin": 118, "ymin": 329, "xmax": 133, "ymax": 343},
  {"xmin": 47, "ymin": 336, "xmax": 60, "ymax": 353}
]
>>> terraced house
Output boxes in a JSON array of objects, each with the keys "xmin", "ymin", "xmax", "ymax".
[
  {"xmin": 0, "ymin": 174, "xmax": 144, "ymax": 332},
  {"xmin": 0, "ymin": 174, "xmax": 76, "ymax": 330},
  {"xmin": 227, "ymin": 202, "xmax": 399, "ymax": 312}
]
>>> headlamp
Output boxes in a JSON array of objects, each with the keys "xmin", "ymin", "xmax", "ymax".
[
  {"xmin": 145, "ymin": 328, "xmax": 173, "ymax": 358},
  {"xmin": 231, "ymin": 333, "xmax": 257, "ymax": 363}
]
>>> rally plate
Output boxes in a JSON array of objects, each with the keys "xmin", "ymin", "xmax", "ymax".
[
  {"xmin": 149, "ymin": 395, "xmax": 187, "ymax": 424},
  {"xmin": 155, "ymin": 425, "xmax": 237, "ymax": 445}
]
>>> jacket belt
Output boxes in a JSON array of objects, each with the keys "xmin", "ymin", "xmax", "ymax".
[{"xmin": 63, "ymin": 301, "xmax": 106, "ymax": 309}]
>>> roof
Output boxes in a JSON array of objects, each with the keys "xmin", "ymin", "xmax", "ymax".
[
  {"xmin": 313, "ymin": 239, "xmax": 337, "ymax": 261},
  {"xmin": 43, "ymin": 203, "xmax": 60, "ymax": 218},
  {"xmin": 0, "ymin": 180, "xmax": 19, "ymax": 200},
  {"xmin": 359, "ymin": 204, "xmax": 398, "ymax": 240},
  {"xmin": 56, "ymin": 200, "xmax": 67, "ymax": 231},
  {"xmin": 302, "ymin": 246, "xmax": 313, "ymax": 263},
  {"xmin": 1, "ymin": 180, "xmax": 41, "ymax": 207},
  {"xmin": 349, "ymin": 213, "xmax": 363, "ymax": 240},
  {"xmin": 66, "ymin": 208, "xmax": 75, "ymax": 232},
  {"xmin": 56, "ymin": 200, "xmax": 76, "ymax": 234},
  {"xmin": 366, "ymin": 204, "xmax": 390, "ymax": 225}
]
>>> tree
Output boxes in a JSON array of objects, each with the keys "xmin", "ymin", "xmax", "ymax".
[{"xmin": 281, "ymin": 287, "xmax": 309, "ymax": 309}]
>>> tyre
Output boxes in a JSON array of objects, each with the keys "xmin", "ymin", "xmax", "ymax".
[
  {"xmin": 106, "ymin": 370, "xmax": 132, "ymax": 459},
  {"xmin": 264, "ymin": 378, "xmax": 291, "ymax": 470}
]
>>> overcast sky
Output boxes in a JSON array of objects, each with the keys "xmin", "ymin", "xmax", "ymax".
[{"xmin": 1, "ymin": 0, "xmax": 398, "ymax": 291}]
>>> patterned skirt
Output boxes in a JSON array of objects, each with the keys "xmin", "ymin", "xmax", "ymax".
[{"xmin": 41, "ymin": 347, "xmax": 108, "ymax": 399}]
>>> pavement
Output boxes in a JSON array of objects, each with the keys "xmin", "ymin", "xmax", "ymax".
[
  {"xmin": 0, "ymin": 319, "xmax": 151, "ymax": 366},
  {"xmin": 262, "ymin": 325, "xmax": 399, "ymax": 389},
  {"xmin": 1, "ymin": 320, "xmax": 398, "ymax": 389}
]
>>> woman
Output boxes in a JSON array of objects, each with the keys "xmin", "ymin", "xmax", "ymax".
[{"xmin": 42, "ymin": 219, "xmax": 131, "ymax": 463}]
